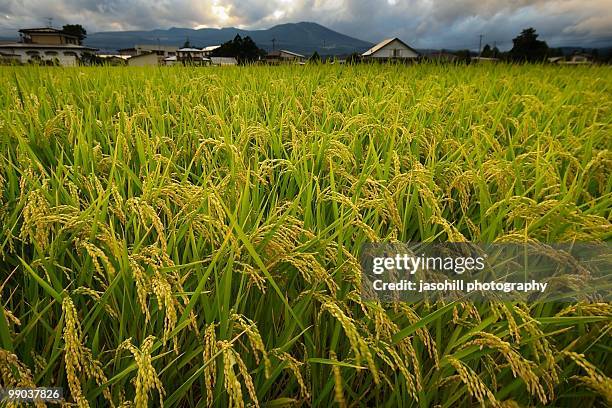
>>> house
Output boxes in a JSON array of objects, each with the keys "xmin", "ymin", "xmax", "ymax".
[
  {"xmin": 127, "ymin": 52, "xmax": 163, "ymax": 66},
  {"xmin": 19, "ymin": 27, "xmax": 80, "ymax": 45},
  {"xmin": 177, "ymin": 47, "xmax": 209, "ymax": 65},
  {"xmin": 210, "ymin": 57, "xmax": 238, "ymax": 66},
  {"xmin": 0, "ymin": 27, "xmax": 96, "ymax": 66},
  {"xmin": 549, "ymin": 53, "xmax": 593, "ymax": 65},
  {"xmin": 119, "ymin": 44, "xmax": 177, "ymax": 58},
  {"xmin": 362, "ymin": 38, "xmax": 419, "ymax": 61},
  {"xmin": 266, "ymin": 49, "xmax": 305, "ymax": 64},
  {"xmin": 123, "ymin": 44, "xmax": 180, "ymax": 66}
]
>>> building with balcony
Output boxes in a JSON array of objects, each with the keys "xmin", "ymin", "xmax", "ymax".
[{"xmin": 0, "ymin": 27, "xmax": 96, "ymax": 66}]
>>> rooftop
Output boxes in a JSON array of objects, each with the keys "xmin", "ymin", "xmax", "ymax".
[
  {"xmin": 268, "ymin": 49, "xmax": 305, "ymax": 58},
  {"xmin": 19, "ymin": 27, "xmax": 78, "ymax": 38}
]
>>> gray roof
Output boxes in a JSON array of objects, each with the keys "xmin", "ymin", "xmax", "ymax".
[
  {"xmin": 267, "ymin": 49, "xmax": 305, "ymax": 58},
  {"xmin": 281, "ymin": 49, "xmax": 304, "ymax": 58}
]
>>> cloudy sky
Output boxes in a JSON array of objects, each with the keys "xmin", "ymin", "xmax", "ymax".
[{"xmin": 1, "ymin": 0, "xmax": 610, "ymax": 49}]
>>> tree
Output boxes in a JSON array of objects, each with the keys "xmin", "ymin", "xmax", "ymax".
[
  {"xmin": 481, "ymin": 44, "xmax": 492, "ymax": 57},
  {"xmin": 183, "ymin": 38, "xmax": 191, "ymax": 48},
  {"xmin": 509, "ymin": 28, "xmax": 549, "ymax": 62},
  {"xmin": 211, "ymin": 34, "xmax": 266, "ymax": 64},
  {"xmin": 309, "ymin": 51, "xmax": 321, "ymax": 63},
  {"xmin": 453, "ymin": 49, "xmax": 472, "ymax": 64},
  {"xmin": 62, "ymin": 24, "xmax": 86, "ymax": 45}
]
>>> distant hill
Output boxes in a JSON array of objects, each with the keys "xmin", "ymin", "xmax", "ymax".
[{"xmin": 84, "ymin": 22, "xmax": 373, "ymax": 55}]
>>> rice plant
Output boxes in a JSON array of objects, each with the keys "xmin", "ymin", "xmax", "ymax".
[{"xmin": 0, "ymin": 63, "xmax": 610, "ymax": 407}]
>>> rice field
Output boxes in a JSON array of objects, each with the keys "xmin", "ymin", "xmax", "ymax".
[{"xmin": 0, "ymin": 63, "xmax": 611, "ymax": 407}]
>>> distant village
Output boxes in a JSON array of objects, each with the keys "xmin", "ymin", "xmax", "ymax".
[{"xmin": 0, "ymin": 25, "xmax": 604, "ymax": 67}]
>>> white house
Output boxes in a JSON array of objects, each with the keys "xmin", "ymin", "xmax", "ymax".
[
  {"xmin": 0, "ymin": 27, "xmax": 96, "ymax": 66},
  {"xmin": 362, "ymin": 38, "xmax": 419, "ymax": 60}
]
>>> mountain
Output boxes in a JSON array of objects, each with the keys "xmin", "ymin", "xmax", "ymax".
[{"xmin": 84, "ymin": 22, "xmax": 373, "ymax": 55}]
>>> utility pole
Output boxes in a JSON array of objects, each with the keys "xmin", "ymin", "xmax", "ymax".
[
  {"xmin": 271, "ymin": 38, "xmax": 276, "ymax": 51},
  {"xmin": 478, "ymin": 34, "xmax": 483, "ymax": 56},
  {"xmin": 46, "ymin": 17, "xmax": 53, "ymax": 28}
]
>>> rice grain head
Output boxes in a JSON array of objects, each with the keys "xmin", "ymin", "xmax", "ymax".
[{"xmin": 118, "ymin": 336, "xmax": 165, "ymax": 408}]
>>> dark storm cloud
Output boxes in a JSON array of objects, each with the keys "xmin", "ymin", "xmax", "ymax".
[{"xmin": 0, "ymin": 1, "xmax": 610, "ymax": 48}]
